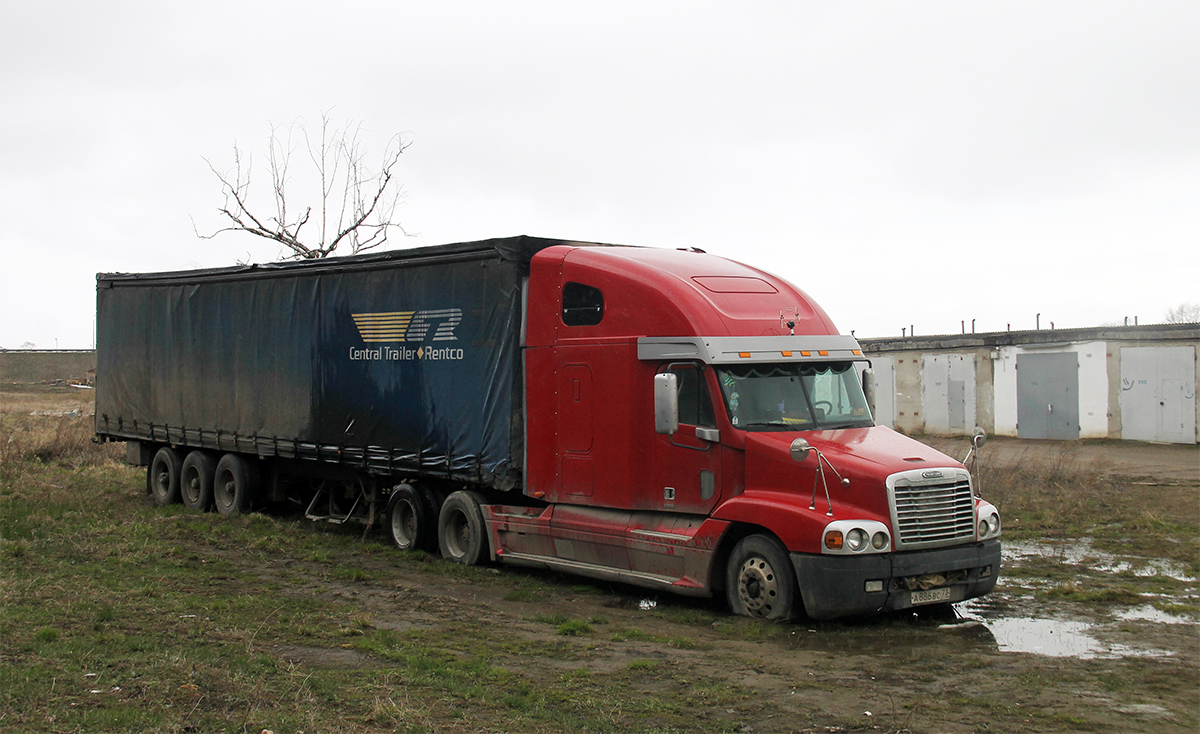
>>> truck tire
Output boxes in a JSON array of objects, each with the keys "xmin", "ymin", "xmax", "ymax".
[
  {"xmin": 149, "ymin": 447, "xmax": 183, "ymax": 506},
  {"xmin": 438, "ymin": 490, "xmax": 487, "ymax": 565},
  {"xmin": 213, "ymin": 453, "xmax": 260, "ymax": 516},
  {"xmin": 180, "ymin": 451, "xmax": 216, "ymax": 511},
  {"xmin": 386, "ymin": 483, "xmax": 437, "ymax": 552},
  {"xmin": 726, "ymin": 534, "xmax": 798, "ymax": 622}
]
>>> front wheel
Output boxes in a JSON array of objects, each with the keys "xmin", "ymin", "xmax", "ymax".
[
  {"xmin": 726, "ymin": 534, "xmax": 799, "ymax": 622},
  {"xmin": 386, "ymin": 483, "xmax": 437, "ymax": 552},
  {"xmin": 437, "ymin": 490, "xmax": 487, "ymax": 565},
  {"xmin": 149, "ymin": 447, "xmax": 183, "ymax": 506},
  {"xmin": 213, "ymin": 454, "xmax": 260, "ymax": 516}
]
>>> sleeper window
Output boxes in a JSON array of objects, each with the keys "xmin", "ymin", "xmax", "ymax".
[{"xmin": 562, "ymin": 282, "xmax": 604, "ymax": 326}]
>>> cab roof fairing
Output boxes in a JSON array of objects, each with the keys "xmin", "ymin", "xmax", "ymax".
[{"xmin": 538, "ymin": 246, "xmax": 839, "ymax": 339}]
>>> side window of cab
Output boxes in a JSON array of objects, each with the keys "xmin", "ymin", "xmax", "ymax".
[
  {"xmin": 669, "ymin": 363, "xmax": 716, "ymax": 428},
  {"xmin": 562, "ymin": 282, "xmax": 603, "ymax": 326}
]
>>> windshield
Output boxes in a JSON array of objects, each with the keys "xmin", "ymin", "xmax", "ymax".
[{"xmin": 717, "ymin": 362, "xmax": 873, "ymax": 431}]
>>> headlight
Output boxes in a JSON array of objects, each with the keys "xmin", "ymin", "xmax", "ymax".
[
  {"xmin": 821, "ymin": 520, "xmax": 891, "ymax": 554},
  {"xmin": 846, "ymin": 528, "xmax": 868, "ymax": 551},
  {"xmin": 978, "ymin": 512, "xmax": 1000, "ymax": 538}
]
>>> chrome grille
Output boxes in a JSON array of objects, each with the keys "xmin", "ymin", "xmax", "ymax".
[{"xmin": 888, "ymin": 470, "xmax": 975, "ymax": 549}]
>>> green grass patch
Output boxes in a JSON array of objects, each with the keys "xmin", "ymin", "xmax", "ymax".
[{"xmin": 556, "ymin": 619, "xmax": 593, "ymax": 636}]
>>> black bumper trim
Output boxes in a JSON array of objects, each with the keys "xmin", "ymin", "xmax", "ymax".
[{"xmin": 791, "ymin": 539, "xmax": 1001, "ymax": 620}]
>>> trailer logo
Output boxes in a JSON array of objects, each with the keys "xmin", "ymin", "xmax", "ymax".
[{"xmin": 349, "ymin": 309, "xmax": 465, "ymax": 361}]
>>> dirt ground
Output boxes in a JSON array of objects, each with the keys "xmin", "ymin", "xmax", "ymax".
[
  {"xmin": 254, "ymin": 434, "xmax": 1199, "ymax": 733},
  {"xmin": 7, "ymin": 386, "xmax": 1198, "ymax": 732},
  {"xmin": 267, "ymin": 519, "xmax": 1198, "ymax": 734}
]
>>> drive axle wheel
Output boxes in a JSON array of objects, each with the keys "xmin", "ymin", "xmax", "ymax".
[
  {"xmin": 438, "ymin": 490, "xmax": 487, "ymax": 565},
  {"xmin": 726, "ymin": 534, "xmax": 798, "ymax": 622},
  {"xmin": 386, "ymin": 483, "xmax": 437, "ymax": 552}
]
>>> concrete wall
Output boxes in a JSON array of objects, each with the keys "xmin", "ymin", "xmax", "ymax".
[
  {"xmin": 0, "ymin": 350, "xmax": 96, "ymax": 384},
  {"xmin": 861, "ymin": 324, "xmax": 1199, "ymax": 444}
]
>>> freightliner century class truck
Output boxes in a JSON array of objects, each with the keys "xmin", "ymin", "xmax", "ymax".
[{"xmin": 95, "ymin": 235, "xmax": 1001, "ymax": 621}]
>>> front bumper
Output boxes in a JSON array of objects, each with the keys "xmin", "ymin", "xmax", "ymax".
[{"xmin": 791, "ymin": 539, "xmax": 1001, "ymax": 620}]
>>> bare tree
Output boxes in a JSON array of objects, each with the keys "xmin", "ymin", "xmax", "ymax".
[
  {"xmin": 1163, "ymin": 303, "xmax": 1200, "ymax": 324},
  {"xmin": 198, "ymin": 114, "xmax": 410, "ymax": 259}
]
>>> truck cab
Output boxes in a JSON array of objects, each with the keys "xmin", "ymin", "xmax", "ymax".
[{"xmin": 491, "ymin": 244, "xmax": 1001, "ymax": 620}]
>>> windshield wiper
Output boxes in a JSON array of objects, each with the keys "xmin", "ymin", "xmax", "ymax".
[
  {"xmin": 739, "ymin": 420, "xmax": 811, "ymax": 429},
  {"xmin": 816, "ymin": 420, "xmax": 872, "ymax": 430}
]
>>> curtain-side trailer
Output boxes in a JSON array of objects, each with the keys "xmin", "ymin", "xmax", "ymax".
[{"xmin": 96, "ymin": 235, "xmax": 1000, "ymax": 621}]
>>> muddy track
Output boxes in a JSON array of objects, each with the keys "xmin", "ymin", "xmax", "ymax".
[{"xmin": 229, "ymin": 507, "xmax": 1198, "ymax": 734}]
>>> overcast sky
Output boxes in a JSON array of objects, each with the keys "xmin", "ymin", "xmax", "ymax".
[{"xmin": 1, "ymin": 1, "xmax": 1197, "ymax": 349}]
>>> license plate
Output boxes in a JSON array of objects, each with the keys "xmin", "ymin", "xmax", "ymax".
[{"xmin": 910, "ymin": 587, "xmax": 952, "ymax": 605}]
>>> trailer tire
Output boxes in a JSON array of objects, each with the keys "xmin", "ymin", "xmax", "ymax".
[
  {"xmin": 213, "ymin": 454, "xmax": 260, "ymax": 516},
  {"xmin": 149, "ymin": 447, "xmax": 183, "ymax": 506},
  {"xmin": 438, "ymin": 490, "xmax": 487, "ymax": 565},
  {"xmin": 726, "ymin": 534, "xmax": 798, "ymax": 622},
  {"xmin": 386, "ymin": 483, "xmax": 437, "ymax": 552},
  {"xmin": 180, "ymin": 451, "xmax": 216, "ymax": 511}
]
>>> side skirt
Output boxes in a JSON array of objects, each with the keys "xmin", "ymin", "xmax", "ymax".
[{"xmin": 483, "ymin": 504, "xmax": 729, "ymax": 598}]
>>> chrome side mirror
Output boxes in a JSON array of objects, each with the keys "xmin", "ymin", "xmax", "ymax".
[
  {"xmin": 790, "ymin": 437, "xmax": 811, "ymax": 462},
  {"xmin": 971, "ymin": 426, "xmax": 987, "ymax": 449},
  {"xmin": 653, "ymin": 373, "xmax": 679, "ymax": 435}
]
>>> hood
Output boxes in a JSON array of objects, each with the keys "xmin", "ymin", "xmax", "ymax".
[
  {"xmin": 742, "ymin": 426, "xmax": 965, "ymax": 515},
  {"xmin": 745, "ymin": 426, "xmax": 961, "ymax": 478}
]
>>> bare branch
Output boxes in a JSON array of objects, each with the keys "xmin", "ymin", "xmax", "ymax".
[{"xmin": 198, "ymin": 115, "xmax": 410, "ymax": 260}]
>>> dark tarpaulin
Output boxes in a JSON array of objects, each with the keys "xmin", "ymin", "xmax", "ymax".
[{"xmin": 95, "ymin": 236, "xmax": 588, "ymax": 491}]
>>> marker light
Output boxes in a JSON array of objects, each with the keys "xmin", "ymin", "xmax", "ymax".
[
  {"xmin": 739, "ymin": 352, "xmax": 751, "ymax": 358},
  {"xmin": 781, "ymin": 351, "xmax": 793, "ymax": 357},
  {"xmin": 800, "ymin": 351, "xmax": 811, "ymax": 357},
  {"xmin": 853, "ymin": 349, "xmax": 862, "ymax": 356},
  {"xmin": 818, "ymin": 350, "xmax": 829, "ymax": 356},
  {"xmin": 824, "ymin": 531, "xmax": 843, "ymax": 550}
]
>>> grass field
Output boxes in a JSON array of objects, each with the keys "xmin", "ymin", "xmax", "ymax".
[{"xmin": 2, "ymin": 386, "xmax": 1197, "ymax": 733}]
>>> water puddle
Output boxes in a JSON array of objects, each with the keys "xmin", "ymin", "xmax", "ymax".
[
  {"xmin": 955, "ymin": 596, "xmax": 1180, "ymax": 659},
  {"xmin": 1002, "ymin": 539, "xmax": 1196, "ymax": 582},
  {"xmin": 1115, "ymin": 604, "xmax": 1192, "ymax": 625}
]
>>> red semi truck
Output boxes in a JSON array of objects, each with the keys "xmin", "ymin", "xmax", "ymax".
[{"xmin": 96, "ymin": 236, "xmax": 1000, "ymax": 621}]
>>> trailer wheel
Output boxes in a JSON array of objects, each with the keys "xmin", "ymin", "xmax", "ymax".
[
  {"xmin": 149, "ymin": 447, "xmax": 183, "ymax": 506},
  {"xmin": 180, "ymin": 451, "xmax": 216, "ymax": 511},
  {"xmin": 726, "ymin": 534, "xmax": 798, "ymax": 622},
  {"xmin": 213, "ymin": 454, "xmax": 260, "ymax": 516},
  {"xmin": 386, "ymin": 483, "xmax": 437, "ymax": 552},
  {"xmin": 438, "ymin": 490, "xmax": 487, "ymax": 565}
]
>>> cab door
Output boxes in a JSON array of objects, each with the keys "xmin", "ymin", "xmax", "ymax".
[{"xmin": 650, "ymin": 361, "xmax": 724, "ymax": 515}]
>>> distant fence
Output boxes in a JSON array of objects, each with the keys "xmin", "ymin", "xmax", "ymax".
[{"xmin": 0, "ymin": 350, "xmax": 96, "ymax": 384}]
